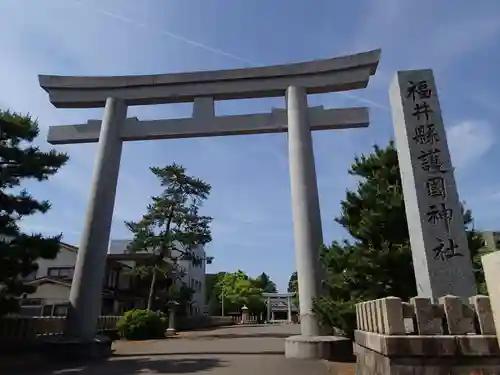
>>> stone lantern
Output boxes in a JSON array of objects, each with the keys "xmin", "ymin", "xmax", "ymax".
[
  {"xmin": 241, "ymin": 305, "xmax": 250, "ymax": 324},
  {"xmin": 166, "ymin": 300, "xmax": 179, "ymax": 336}
]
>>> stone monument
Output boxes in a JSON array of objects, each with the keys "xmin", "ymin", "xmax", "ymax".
[
  {"xmin": 389, "ymin": 69, "xmax": 476, "ymax": 301},
  {"xmin": 39, "ymin": 49, "xmax": 381, "ymax": 359}
]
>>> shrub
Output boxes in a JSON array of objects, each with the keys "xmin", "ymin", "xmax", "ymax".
[
  {"xmin": 116, "ymin": 309, "xmax": 168, "ymax": 340},
  {"xmin": 314, "ymin": 297, "xmax": 358, "ymax": 340}
]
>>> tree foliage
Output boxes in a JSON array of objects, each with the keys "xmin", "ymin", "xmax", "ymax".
[
  {"xmin": 314, "ymin": 141, "xmax": 488, "ymax": 339},
  {"xmin": 253, "ymin": 272, "xmax": 277, "ymax": 293},
  {"xmin": 216, "ymin": 271, "xmax": 264, "ymax": 314},
  {"xmin": 287, "ymin": 271, "xmax": 298, "ymax": 293},
  {"xmin": 210, "ymin": 270, "xmax": 277, "ymax": 316},
  {"xmin": 287, "ymin": 271, "xmax": 299, "ymax": 307},
  {"xmin": 0, "ymin": 111, "xmax": 68, "ymax": 315},
  {"xmin": 125, "ymin": 163, "xmax": 213, "ymax": 310},
  {"xmin": 206, "ymin": 272, "xmax": 227, "ymax": 315},
  {"xmin": 169, "ymin": 283, "xmax": 195, "ymax": 317}
]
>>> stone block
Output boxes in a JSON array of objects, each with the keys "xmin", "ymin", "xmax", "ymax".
[
  {"xmin": 482, "ymin": 250, "xmax": 500, "ymax": 349},
  {"xmin": 355, "ymin": 330, "xmax": 457, "ymax": 357},
  {"xmin": 355, "ymin": 333, "xmax": 500, "ymax": 375},
  {"xmin": 355, "ymin": 293, "xmax": 500, "ymax": 374},
  {"xmin": 284, "ymin": 335, "xmax": 353, "ymax": 361},
  {"xmin": 410, "ymin": 296, "xmax": 443, "ymax": 334},
  {"xmin": 375, "ymin": 298, "xmax": 386, "ymax": 334},
  {"xmin": 456, "ymin": 335, "xmax": 500, "ymax": 356},
  {"xmin": 470, "ymin": 295, "xmax": 497, "ymax": 335},
  {"xmin": 381, "ymin": 297, "xmax": 405, "ymax": 334},
  {"xmin": 439, "ymin": 295, "xmax": 475, "ymax": 334}
]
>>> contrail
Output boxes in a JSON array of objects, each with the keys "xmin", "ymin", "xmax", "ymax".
[
  {"xmin": 70, "ymin": 0, "xmax": 389, "ymax": 111},
  {"xmin": 71, "ymin": 0, "xmax": 259, "ymax": 66}
]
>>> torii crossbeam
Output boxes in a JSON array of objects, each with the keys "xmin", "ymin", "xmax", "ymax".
[{"xmin": 47, "ymin": 104, "xmax": 369, "ymax": 144}]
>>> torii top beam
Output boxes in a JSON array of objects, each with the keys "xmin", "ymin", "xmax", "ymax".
[{"xmin": 38, "ymin": 49, "xmax": 381, "ymax": 108}]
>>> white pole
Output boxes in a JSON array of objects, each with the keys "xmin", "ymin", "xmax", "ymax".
[{"xmin": 221, "ymin": 289, "xmax": 225, "ymax": 316}]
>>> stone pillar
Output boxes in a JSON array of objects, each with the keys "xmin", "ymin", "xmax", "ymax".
[
  {"xmin": 266, "ymin": 297, "xmax": 271, "ymax": 322},
  {"xmin": 287, "ymin": 296, "xmax": 292, "ymax": 322},
  {"xmin": 166, "ymin": 309, "xmax": 177, "ymax": 336},
  {"xmin": 221, "ymin": 290, "xmax": 225, "ymax": 316},
  {"xmin": 389, "ymin": 70, "xmax": 476, "ymax": 301},
  {"xmin": 286, "ymin": 85, "xmax": 322, "ymax": 337},
  {"xmin": 482, "ymin": 250, "xmax": 500, "ymax": 348},
  {"xmin": 67, "ymin": 97, "xmax": 127, "ymax": 341}
]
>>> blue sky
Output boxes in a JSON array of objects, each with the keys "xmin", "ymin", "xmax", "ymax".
[{"xmin": 1, "ymin": 0, "xmax": 500, "ymax": 292}]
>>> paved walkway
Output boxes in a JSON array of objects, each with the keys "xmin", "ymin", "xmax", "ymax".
[{"xmin": 23, "ymin": 325, "xmax": 334, "ymax": 374}]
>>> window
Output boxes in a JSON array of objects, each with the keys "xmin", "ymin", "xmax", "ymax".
[
  {"xmin": 118, "ymin": 272, "xmax": 131, "ymax": 290},
  {"xmin": 53, "ymin": 304, "xmax": 68, "ymax": 316},
  {"xmin": 42, "ymin": 305, "xmax": 53, "ymax": 316},
  {"xmin": 20, "ymin": 298, "xmax": 43, "ymax": 306},
  {"xmin": 47, "ymin": 267, "xmax": 74, "ymax": 279},
  {"xmin": 106, "ymin": 270, "xmax": 118, "ymax": 288}
]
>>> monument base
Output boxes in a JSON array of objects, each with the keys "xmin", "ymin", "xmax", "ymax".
[
  {"xmin": 285, "ymin": 335, "xmax": 353, "ymax": 361},
  {"xmin": 43, "ymin": 335, "xmax": 113, "ymax": 361}
]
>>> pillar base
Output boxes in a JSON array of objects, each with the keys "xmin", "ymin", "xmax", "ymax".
[
  {"xmin": 285, "ymin": 335, "xmax": 354, "ymax": 361},
  {"xmin": 43, "ymin": 335, "xmax": 112, "ymax": 361}
]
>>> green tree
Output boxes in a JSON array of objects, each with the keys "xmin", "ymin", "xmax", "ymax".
[
  {"xmin": 206, "ymin": 272, "xmax": 227, "ymax": 315},
  {"xmin": 0, "ymin": 111, "xmax": 68, "ymax": 316},
  {"xmin": 254, "ymin": 272, "xmax": 277, "ymax": 293},
  {"xmin": 217, "ymin": 271, "xmax": 264, "ymax": 314},
  {"xmin": 287, "ymin": 271, "xmax": 298, "ymax": 293},
  {"xmin": 287, "ymin": 271, "xmax": 299, "ymax": 307},
  {"xmin": 314, "ymin": 141, "xmax": 487, "ymax": 339},
  {"xmin": 170, "ymin": 283, "xmax": 195, "ymax": 317},
  {"xmin": 125, "ymin": 163, "xmax": 213, "ymax": 311}
]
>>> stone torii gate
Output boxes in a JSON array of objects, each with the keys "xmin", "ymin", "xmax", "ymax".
[{"xmin": 39, "ymin": 49, "xmax": 380, "ymax": 358}]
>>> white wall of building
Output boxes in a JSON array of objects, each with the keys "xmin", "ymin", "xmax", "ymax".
[
  {"xmin": 109, "ymin": 239, "xmax": 208, "ymax": 316},
  {"xmin": 0, "ymin": 235, "xmax": 79, "ymax": 281},
  {"xmin": 35, "ymin": 247, "xmax": 78, "ymax": 279},
  {"xmin": 178, "ymin": 244, "xmax": 206, "ymax": 315},
  {"xmin": 27, "ymin": 282, "xmax": 70, "ymax": 304}
]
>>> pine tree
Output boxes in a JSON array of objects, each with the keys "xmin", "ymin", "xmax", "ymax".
[
  {"xmin": 314, "ymin": 141, "xmax": 487, "ymax": 338},
  {"xmin": 0, "ymin": 110, "xmax": 69, "ymax": 315},
  {"xmin": 287, "ymin": 271, "xmax": 298, "ymax": 293},
  {"xmin": 125, "ymin": 163, "xmax": 213, "ymax": 311}
]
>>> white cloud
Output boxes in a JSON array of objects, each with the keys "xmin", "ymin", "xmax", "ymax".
[{"xmin": 447, "ymin": 120, "xmax": 495, "ymax": 169}]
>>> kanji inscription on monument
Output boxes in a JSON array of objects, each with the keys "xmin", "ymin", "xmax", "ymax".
[{"xmin": 389, "ymin": 69, "xmax": 476, "ymax": 301}]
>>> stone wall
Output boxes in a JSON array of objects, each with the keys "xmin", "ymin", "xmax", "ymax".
[
  {"xmin": 176, "ymin": 315, "xmax": 235, "ymax": 331},
  {"xmin": 354, "ymin": 295, "xmax": 500, "ymax": 375}
]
